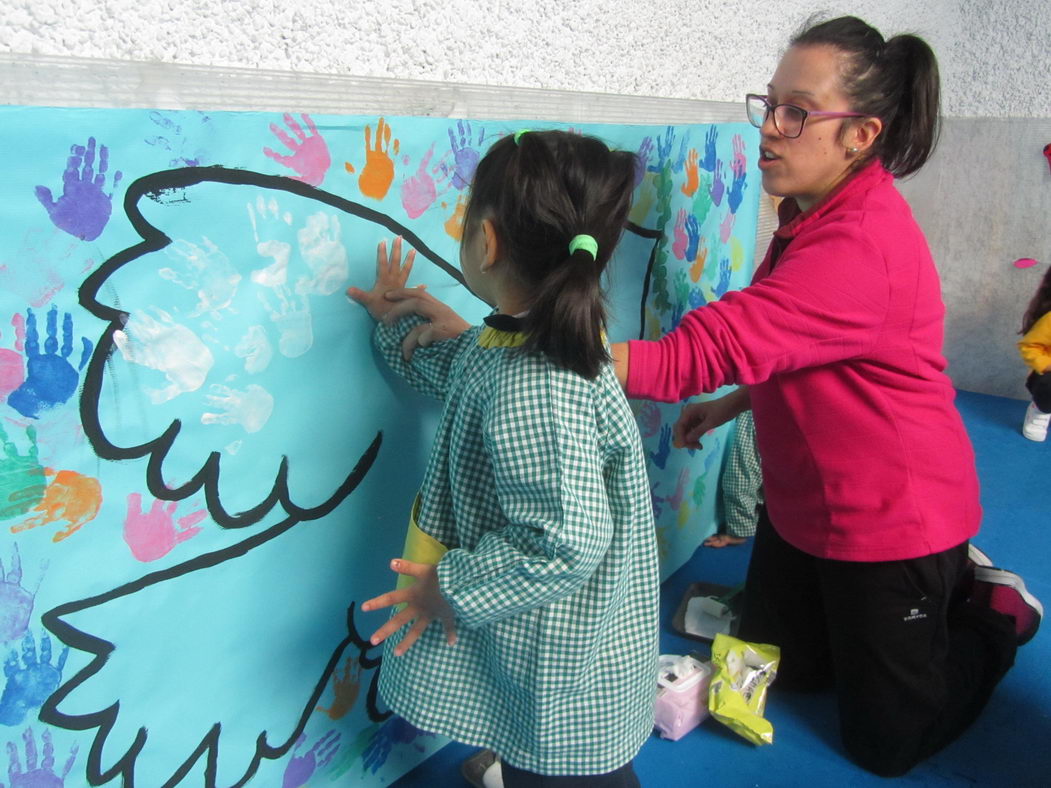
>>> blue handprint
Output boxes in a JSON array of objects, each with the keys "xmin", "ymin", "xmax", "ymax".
[
  {"xmin": 714, "ymin": 257, "xmax": 732, "ymax": 298},
  {"xmin": 701, "ymin": 127, "xmax": 719, "ymax": 173},
  {"xmin": 671, "ymin": 133, "xmax": 690, "ymax": 173},
  {"xmin": 728, "ymin": 166, "xmax": 748, "ymax": 214},
  {"xmin": 649, "ymin": 424, "xmax": 672, "ymax": 470},
  {"xmin": 361, "ymin": 717, "xmax": 431, "ymax": 774},
  {"xmin": 34, "ymin": 137, "xmax": 122, "ymax": 241},
  {"xmin": 7, "ymin": 307, "xmax": 93, "ymax": 419},
  {"xmin": 0, "ymin": 631, "xmax": 68, "ymax": 726},
  {"xmin": 688, "ymin": 288, "xmax": 706, "ymax": 310},
  {"xmin": 448, "ymin": 120, "xmax": 483, "ymax": 190},
  {"xmin": 648, "ymin": 127, "xmax": 676, "ymax": 173},
  {"xmin": 684, "ymin": 214, "xmax": 701, "ymax": 262}
]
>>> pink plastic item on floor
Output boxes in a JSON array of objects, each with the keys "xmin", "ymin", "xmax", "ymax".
[{"xmin": 653, "ymin": 654, "xmax": 713, "ymax": 741}]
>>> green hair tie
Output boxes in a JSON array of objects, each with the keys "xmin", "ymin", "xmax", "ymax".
[
  {"xmin": 568, "ymin": 234, "xmax": 599, "ymax": 259},
  {"xmin": 513, "ymin": 129, "xmax": 530, "ymax": 145}
]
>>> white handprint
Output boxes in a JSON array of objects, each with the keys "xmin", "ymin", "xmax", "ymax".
[
  {"xmin": 234, "ymin": 324, "xmax": 273, "ymax": 374},
  {"xmin": 113, "ymin": 308, "xmax": 213, "ymax": 404},
  {"xmin": 201, "ymin": 383, "xmax": 274, "ymax": 433},
  {"xmin": 159, "ymin": 237, "xmax": 241, "ymax": 317},
  {"xmin": 247, "ymin": 195, "xmax": 293, "ymax": 288},
  {"xmin": 258, "ymin": 287, "xmax": 313, "ymax": 359},
  {"xmin": 296, "ymin": 212, "xmax": 348, "ymax": 296}
]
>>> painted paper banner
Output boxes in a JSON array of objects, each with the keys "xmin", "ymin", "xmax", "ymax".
[{"xmin": 0, "ymin": 106, "xmax": 759, "ymax": 787}]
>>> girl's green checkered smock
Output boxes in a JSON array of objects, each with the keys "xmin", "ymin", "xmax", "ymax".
[{"xmin": 374, "ymin": 314, "xmax": 660, "ymax": 776}]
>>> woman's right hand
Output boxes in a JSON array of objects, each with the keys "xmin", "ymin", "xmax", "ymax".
[
  {"xmin": 673, "ymin": 389, "xmax": 749, "ymax": 450},
  {"xmin": 382, "ymin": 288, "xmax": 471, "ymax": 361}
]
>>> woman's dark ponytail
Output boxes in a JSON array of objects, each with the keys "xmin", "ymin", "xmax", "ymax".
[
  {"xmin": 791, "ymin": 16, "xmax": 941, "ymax": 177},
  {"xmin": 463, "ymin": 131, "xmax": 637, "ymax": 379}
]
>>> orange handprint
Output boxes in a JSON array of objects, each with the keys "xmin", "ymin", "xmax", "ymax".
[
  {"xmin": 681, "ymin": 149, "xmax": 700, "ymax": 197},
  {"xmin": 10, "ymin": 467, "xmax": 102, "ymax": 542},
  {"xmin": 443, "ymin": 194, "xmax": 467, "ymax": 241},
  {"xmin": 357, "ymin": 118, "xmax": 399, "ymax": 200},
  {"xmin": 689, "ymin": 236, "xmax": 709, "ymax": 282},
  {"xmin": 315, "ymin": 656, "xmax": 362, "ymax": 720}
]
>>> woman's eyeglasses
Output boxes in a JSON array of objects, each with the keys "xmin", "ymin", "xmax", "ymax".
[{"xmin": 745, "ymin": 94, "xmax": 865, "ymax": 139}]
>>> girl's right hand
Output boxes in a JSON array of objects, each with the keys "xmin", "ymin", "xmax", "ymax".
[
  {"xmin": 347, "ymin": 237, "xmax": 416, "ymax": 321},
  {"xmin": 382, "ymin": 288, "xmax": 471, "ymax": 361}
]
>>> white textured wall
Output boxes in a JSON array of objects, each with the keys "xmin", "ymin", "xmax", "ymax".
[{"xmin": 1, "ymin": 0, "xmax": 1047, "ymax": 118}]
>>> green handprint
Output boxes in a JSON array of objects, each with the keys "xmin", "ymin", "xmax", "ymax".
[{"xmin": 0, "ymin": 423, "xmax": 46, "ymax": 521}]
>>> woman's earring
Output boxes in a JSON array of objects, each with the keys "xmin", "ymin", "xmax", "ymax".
[{"xmin": 847, "ymin": 146, "xmax": 859, "ymax": 154}]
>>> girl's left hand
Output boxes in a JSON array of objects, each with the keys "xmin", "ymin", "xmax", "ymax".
[
  {"xmin": 361, "ymin": 559, "xmax": 458, "ymax": 656},
  {"xmin": 347, "ymin": 237, "xmax": 417, "ymax": 321}
]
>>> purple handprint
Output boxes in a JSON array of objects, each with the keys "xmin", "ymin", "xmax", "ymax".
[
  {"xmin": 636, "ymin": 402, "xmax": 662, "ymax": 439},
  {"xmin": 0, "ymin": 546, "xmax": 35, "ymax": 645},
  {"xmin": 6, "ymin": 727, "xmax": 77, "ymax": 788},
  {"xmin": 447, "ymin": 121, "xmax": 483, "ymax": 190},
  {"xmin": 0, "ymin": 632, "xmax": 68, "ymax": 726},
  {"xmin": 700, "ymin": 127, "xmax": 719, "ymax": 173},
  {"xmin": 282, "ymin": 731, "xmax": 340, "ymax": 788},
  {"xmin": 649, "ymin": 424, "xmax": 672, "ymax": 470},
  {"xmin": 34, "ymin": 137, "xmax": 122, "ymax": 241},
  {"xmin": 634, "ymin": 137, "xmax": 654, "ymax": 186},
  {"xmin": 7, "ymin": 307, "xmax": 93, "ymax": 420},
  {"xmin": 263, "ymin": 113, "xmax": 332, "ymax": 187},
  {"xmin": 709, "ymin": 162, "xmax": 726, "ymax": 207}
]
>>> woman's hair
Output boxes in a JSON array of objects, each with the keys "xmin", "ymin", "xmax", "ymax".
[
  {"xmin": 463, "ymin": 130, "xmax": 637, "ymax": 379},
  {"xmin": 791, "ymin": 15, "xmax": 940, "ymax": 178},
  {"xmin": 1021, "ymin": 266, "xmax": 1051, "ymax": 334}
]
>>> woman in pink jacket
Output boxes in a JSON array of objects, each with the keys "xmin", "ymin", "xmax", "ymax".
[{"xmin": 613, "ymin": 15, "xmax": 1040, "ymax": 777}]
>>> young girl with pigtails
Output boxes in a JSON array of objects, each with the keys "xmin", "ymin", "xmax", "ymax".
[{"xmin": 348, "ymin": 129, "xmax": 659, "ymax": 788}]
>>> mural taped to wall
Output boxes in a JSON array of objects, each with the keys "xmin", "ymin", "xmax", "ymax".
[{"xmin": 0, "ymin": 105, "xmax": 759, "ymax": 787}]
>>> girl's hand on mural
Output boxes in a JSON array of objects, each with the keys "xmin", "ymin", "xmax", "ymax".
[
  {"xmin": 346, "ymin": 237, "xmax": 416, "ymax": 321},
  {"xmin": 673, "ymin": 388, "xmax": 750, "ymax": 450},
  {"xmin": 361, "ymin": 559, "xmax": 457, "ymax": 656},
  {"xmin": 382, "ymin": 288, "xmax": 470, "ymax": 361}
]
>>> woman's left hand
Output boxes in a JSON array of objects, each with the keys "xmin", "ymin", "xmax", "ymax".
[{"xmin": 361, "ymin": 559, "xmax": 458, "ymax": 656}]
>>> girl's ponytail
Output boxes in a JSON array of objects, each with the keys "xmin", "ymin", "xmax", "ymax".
[
  {"xmin": 791, "ymin": 15, "xmax": 941, "ymax": 177},
  {"xmin": 465, "ymin": 131, "xmax": 637, "ymax": 379}
]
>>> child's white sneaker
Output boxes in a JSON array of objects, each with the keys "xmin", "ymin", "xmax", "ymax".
[{"xmin": 1022, "ymin": 401, "xmax": 1050, "ymax": 441}]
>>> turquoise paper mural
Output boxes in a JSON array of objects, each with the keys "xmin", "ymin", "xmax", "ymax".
[{"xmin": 0, "ymin": 106, "xmax": 758, "ymax": 786}]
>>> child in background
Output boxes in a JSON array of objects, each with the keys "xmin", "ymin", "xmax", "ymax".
[
  {"xmin": 704, "ymin": 405, "xmax": 763, "ymax": 548},
  {"xmin": 1019, "ymin": 265, "xmax": 1051, "ymax": 441},
  {"xmin": 349, "ymin": 130, "xmax": 660, "ymax": 788}
]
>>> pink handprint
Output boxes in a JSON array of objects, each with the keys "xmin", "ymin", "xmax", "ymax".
[
  {"xmin": 122, "ymin": 492, "xmax": 206, "ymax": 562},
  {"xmin": 34, "ymin": 137, "xmax": 122, "ymax": 242},
  {"xmin": 400, "ymin": 145, "xmax": 438, "ymax": 219},
  {"xmin": 672, "ymin": 209, "xmax": 689, "ymax": 260},
  {"xmin": 263, "ymin": 113, "xmax": 332, "ymax": 187},
  {"xmin": 727, "ymin": 134, "xmax": 749, "ymax": 215},
  {"xmin": 0, "ymin": 315, "xmax": 26, "ymax": 403}
]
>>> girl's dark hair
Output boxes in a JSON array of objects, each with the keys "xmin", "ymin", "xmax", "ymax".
[
  {"xmin": 463, "ymin": 130, "xmax": 637, "ymax": 379},
  {"xmin": 1021, "ymin": 266, "xmax": 1051, "ymax": 334},
  {"xmin": 791, "ymin": 15, "xmax": 940, "ymax": 177}
]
